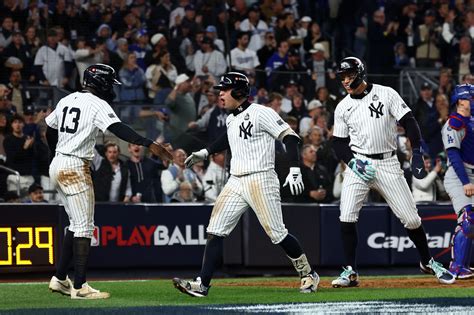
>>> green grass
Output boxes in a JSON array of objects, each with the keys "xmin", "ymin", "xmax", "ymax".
[{"xmin": 0, "ymin": 277, "xmax": 472, "ymax": 310}]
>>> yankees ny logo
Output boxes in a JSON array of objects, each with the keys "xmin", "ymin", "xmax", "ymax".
[
  {"xmin": 239, "ymin": 121, "xmax": 253, "ymax": 139},
  {"xmin": 369, "ymin": 102, "xmax": 384, "ymax": 118}
]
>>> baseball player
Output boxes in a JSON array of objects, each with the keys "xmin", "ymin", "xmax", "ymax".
[
  {"xmin": 442, "ymin": 83, "xmax": 474, "ymax": 279},
  {"xmin": 172, "ymin": 72, "xmax": 319, "ymax": 297},
  {"xmin": 331, "ymin": 57, "xmax": 455, "ymax": 287},
  {"xmin": 46, "ymin": 64, "xmax": 172, "ymax": 299}
]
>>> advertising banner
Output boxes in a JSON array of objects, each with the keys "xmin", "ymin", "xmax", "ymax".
[
  {"xmin": 243, "ymin": 204, "xmax": 320, "ymax": 266},
  {"xmin": 390, "ymin": 204, "xmax": 457, "ymax": 265},
  {"xmin": 320, "ymin": 205, "xmax": 391, "ymax": 266},
  {"xmin": 87, "ymin": 203, "xmax": 212, "ymax": 267}
]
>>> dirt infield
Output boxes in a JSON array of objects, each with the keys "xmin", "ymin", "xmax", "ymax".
[{"xmin": 220, "ymin": 277, "xmax": 474, "ymax": 289}]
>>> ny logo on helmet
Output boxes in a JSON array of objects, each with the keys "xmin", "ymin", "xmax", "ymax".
[{"xmin": 239, "ymin": 121, "xmax": 253, "ymax": 139}]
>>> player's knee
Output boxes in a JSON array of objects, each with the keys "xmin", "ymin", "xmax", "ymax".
[
  {"xmin": 404, "ymin": 216, "xmax": 421, "ymax": 230},
  {"xmin": 207, "ymin": 233, "xmax": 225, "ymax": 241}
]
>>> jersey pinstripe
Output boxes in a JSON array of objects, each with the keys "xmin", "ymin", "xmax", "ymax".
[
  {"xmin": 333, "ymin": 84, "xmax": 410, "ymax": 155},
  {"xmin": 45, "ymin": 91, "xmax": 121, "ymax": 160},
  {"xmin": 227, "ymin": 103, "xmax": 289, "ymax": 176}
]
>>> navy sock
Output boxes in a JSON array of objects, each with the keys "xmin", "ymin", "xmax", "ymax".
[
  {"xmin": 73, "ymin": 237, "xmax": 91, "ymax": 289},
  {"xmin": 341, "ymin": 222, "xmax": 358, "ymax": 269},
  {"xmin": 406, "ymin": 226, "xmax": 431, "ymax": 265},
  {"xmin": 200, "ymin": 235, "xmax": 224, "ymax": 287},
  {"xmin": 278, "ymin": 233, "xmax": 304, "ymax": 259},
  {"xmin": 55, "ymin": 229, "xmax": 74, "ymax": 280}
]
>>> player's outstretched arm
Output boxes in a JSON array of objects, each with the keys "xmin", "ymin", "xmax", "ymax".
[
  {"xmin": 184, "ymin": 132, "xmax": 230, "ymax": 168},
  {"xmin": 398, "ymin": 112, "xmax": 427, "ymax": 179},
  {"xmin": 107, "ymin": 122, "xmax": 173, "ymax": 161},
  {"xmin": 281, "ymin": 132, "xmax": 305, "ymax": 195},
  {"xmin": 46, "ymin": 126, "xmax": 58, "ymax": 157}
]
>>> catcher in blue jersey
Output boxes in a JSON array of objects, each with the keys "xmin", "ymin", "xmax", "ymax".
[{"xmin": 441, "ymin": 83, "xmax": 474, "ymax": 279}]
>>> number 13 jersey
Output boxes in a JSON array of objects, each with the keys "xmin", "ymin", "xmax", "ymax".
[{"xmin": 45, "ymin": 91, "xmax": 121, "ymax": 160}]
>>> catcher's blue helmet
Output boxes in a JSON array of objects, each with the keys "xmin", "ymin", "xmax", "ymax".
[{"xmin": 450, "ymin": 83, "xmax": 473, "ymax": 106}]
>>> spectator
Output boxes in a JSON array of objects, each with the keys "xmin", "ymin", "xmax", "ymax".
[
  {"xmin": 109, "ymin": 37, "xmax": 129, "ymax": 73},
  {"xmin": 316, "ymin": 87, "xmax": 338, "ymax": 127},
  {"xmin": 0, "ymin": 84, "xmax": 16, "ymax": 120},
  {"xmin": 144, "ymin": 33, "xmax": 168, "ymax": 67},
  {"xmin": 92, "ymin": 143, "xmax": 132, "ymax": 203},
  {"xmin": 161, "ymin": 148, "xmax": 203, "ymax": 202},
  {"xmin": 4, "ymin": 114, "xmax": 35, "ymax": 193},
  {"xmin": 413, "ymin": 82, "xmax": 444, "ymax": 159},
  {"xmin": 129, "ymin": 29, "xmax": 150, "ymax": 71},
  {"xmin": 332, "ymin": 161, "xmax": 346, "ymax": 202},
  {"xmin": 6, "ymin": 70, "xmax": 31, "ymax": 115},
  {"xmin": 256, "ymin": 30, "xmax": 277, "ymax": 86},
  {"xmin": 3, "ymin": 190, "xmax": 20, "ymax": 203},
  {"xmin": 412, "ymin": 154, "xmax": 447, "ymax": 202},
  {"xmin": 415, "ymin": 10, "xmax": 442, "ymax": 67},
  {"xmin": 280, "ymin": 80, "xmax": 299, "ymax": 113},
  {"xmin": 303, "ymin": 22, "xmax": 329, "ymax": 59},
  {"xmin": 0, "ymin": 16, "xmax": 13, "ymax": 48},
  {"xmin": 266, "ymin": 92, "xmax": 288, "ymax": 120},
  {"xmin": 74, "ymin": 37, "xmax": 104, "ymax": 84},
  {"xmin": 127, "ymin": 143, "xmax": 166, "ymax": 203},
  {"xmin": 299, "ymin": 99, "xmax": 325, "ymax": 138},
  {"xmin": 265, "ymin": 40, "xmax": 289, "ymax": 79},
  {"xmin": 394, "ymin": 42, "xmax": 410, "ymax": 69},
  {"xmin": 305, "ymin": 126, "xmax": 338, "ymax": 176},
  {"xmin": 287, "ymin": 92, "xmax": 307, "ymax": 128},
  {"xmin": 230, "ymin": 31, "xmax": 260, "ymax": 73},
  {"xmin": 297, "ymin": 16, "xmax": 312, "ymax": 40},
  {"xmin": 119, "ymin": 52, "xmax": 146, "ymax": 102},
  {"xmin": 205, "ymin": 25, "xmax": 224, "ymax": 53},
  {"xmin": 170, "ymin": 181, "xmax": 196, "ymax": 202},
  {"xmin": 145, "ymin": 49, "xmax": 177, "ymax": 104},
  {"xmin": 23, "ymin": 26, "xmax": 41, "ymax": 67},
  {"xmin": 23, "ymin": 183, "xmax": 47, "ymax": 203},
  {"xmin": 188, "ymin": 90, "xmax": 226, "ymax": 143},
  {"xmin": 4, "ymin": 30, "xmax": 34, "ymax": 82},
  {"xmin": 435, "ymin": 93, "xmax": 449, "ymax": 126},
  {"xmin": 452, "ymin": 36, "xmax": 473, "ymax": 83},
  {"xmin": 33, "ymin": 28, "xmax": 73, "ymax": 87},
  {"xmin": 306, "ymin": 43, "xmax": 338, "ymax": 97},
  {"xmin": 275, "ymin": 12, "xmax": 301, "ymax": 46},
  {"xmin": 193, "ymin": 36, "xmax": 227, "ymax": 81},
  {"xmin": 296, "ymin": 144, "xmax": 333, "ymax": 203},
  {"xmin": 0, "ymin": 112, "xmax": 7, "ymax": 162},
  {"xmin": 272, "ymin": 47, "xmax": 311, "ymax": 96},
  {"xmin": 164, "ymin": 74, "xmax": 196, "ymax": 142},
  {"xmin": 239, "ymin": 4, "xmax": 268, "ymax": 52},
  {"xmin": 202, "ymin": 151, "xmax": 227, "ymax": 202},
  {"xmin": 437, "ymin": 68, "xmax": 454, "ymax": 96}
]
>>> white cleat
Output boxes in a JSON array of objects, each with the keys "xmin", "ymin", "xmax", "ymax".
[
  {"xmin": 300, "ymin": 271, "xmax": 320, "ymax": 293},
  {"xmin": 71, "ymin": 283, "xmax": 110, "ymax": 299},
  {"xmin": 332, "ymin": 266, "xmax": 359, "ymax": 288},
  {"xmin": 49, "ymin": 276, "xmax": 73, "ymax": 296}
]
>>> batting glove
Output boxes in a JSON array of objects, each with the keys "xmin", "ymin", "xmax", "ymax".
[
  {"xmin": 283, "ymin": 167, "xmax": 305, "ymax": 195},
  {"xmin": 411, "ymin": 148, "xmax": 427, "ymax": 179},
  {"xmin": 348, "ymin": 158, "xmax": 376, "ymax": 181},
  {"xmin": 184, "ymin": 149, "xmax": 209, "ymax": 168}
]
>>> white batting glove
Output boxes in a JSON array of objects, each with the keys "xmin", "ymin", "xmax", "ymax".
[
  {"xmin": 283, "ymin": 167, "xmax": 305, "ymax": 195},
  {"xmin": 184, "ymin": 149, "xmax": 209, "ymax": 168}
]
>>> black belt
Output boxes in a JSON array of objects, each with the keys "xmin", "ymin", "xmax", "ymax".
[{"xmin": 354, "ymin": 151, "xmax": 396, "ymax": 160}]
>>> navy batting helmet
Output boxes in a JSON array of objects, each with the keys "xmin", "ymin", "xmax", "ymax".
[
  {"xmin": 83, "ymin": 64, "xmax": 121, "ymax": 101},
  {"xmin": 213, "ymin": 72, "xmax": 250, "ymax": 100},
  {"xmin": 450, "ymin": 84, "xmax": 473, "ymax": 106},
  {"xmin": 336, "ymin": 57, "xmax": 366, "ymax": 90}
]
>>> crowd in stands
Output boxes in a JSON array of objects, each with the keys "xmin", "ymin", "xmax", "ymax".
[{"xmin": 0, "ymin": 0, "xmax": 473, "ymax": 204}]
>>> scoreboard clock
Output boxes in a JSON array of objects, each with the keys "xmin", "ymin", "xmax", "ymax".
[{"xmin": 0, "ymin": 204, "xmax": 61, "ymax": 273}]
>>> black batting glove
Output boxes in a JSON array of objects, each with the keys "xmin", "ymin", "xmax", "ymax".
[{"xmin": 411, "ymin": 148, "xmax": 427, "ymax": 179}]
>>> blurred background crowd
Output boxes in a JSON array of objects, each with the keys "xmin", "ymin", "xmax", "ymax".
[{"xmin": 0, "ymin": 0, "xmax": 472, "ymax": 204}]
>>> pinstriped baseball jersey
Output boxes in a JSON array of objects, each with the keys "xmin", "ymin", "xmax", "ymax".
[
  {"xmin": 333, "ymin": 84, "xmax": 410, "ymax": 155},
  {"xmin": 334, "ymin": 83, "xmax": 421, "ymax": 229},
  {"xmin": 205, "ymin": 101, "xmax": 293, "ymax": 243},
  {"xmin": 45, "ymin": 91, "xmax": 121, "ymax": 160},
  {"xmin": 227, "ymin": 103, "xmax": 289, "ymax": 176}
]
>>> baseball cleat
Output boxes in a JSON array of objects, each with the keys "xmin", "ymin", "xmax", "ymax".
[
  {"xmin": 300, "ymin": 271, "xmax": 320, "ymax": 293},
  {"xmin": 332, "ymin": 266, "xmax": 359, "ymax": 288},
  {"xmin": 420, "ymin": 258, "xmax": 456, "ymax": 284},
  {"xmin": 71, "ymin": 283, "xmax": 110, "ymax": 299},
  {"xmin": 450, "ymin": 267, "xmax": 474, "ymax": 280},
  {"xmin": 49, "ymin": 275, "xmax": 73, "ymax": 296},
  {"xmin": 172, "ymin": 277, "xmax": 209, "ymax": 297}
]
